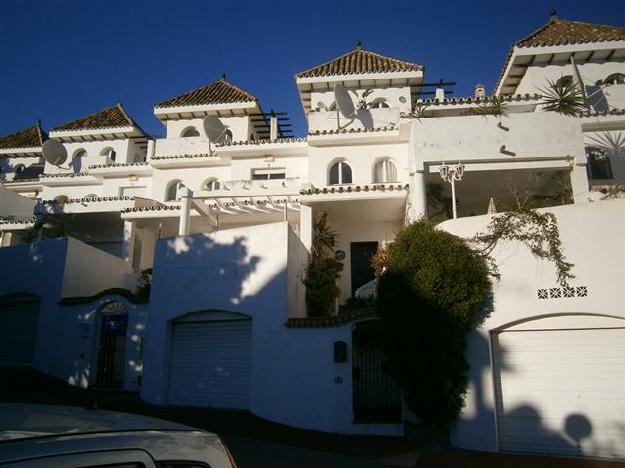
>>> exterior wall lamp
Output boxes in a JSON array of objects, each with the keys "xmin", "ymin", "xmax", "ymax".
[{"xmin": 439, "ymin": 162, "xmax": 465, "ymax": 219}]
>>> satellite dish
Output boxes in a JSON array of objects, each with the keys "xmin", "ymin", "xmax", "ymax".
[
  {"xmin": 203, "ymin": 115, "xmax": 227, "ymax": 143},
  {"xmin": 334, "ymin": 84, "xmax": 356, "ymax": 119},
  {"xmin": 42, "ymin": 139, "xmax": 67, "ymax": 166}
]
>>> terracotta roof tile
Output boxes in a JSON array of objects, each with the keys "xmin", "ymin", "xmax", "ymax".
[
  {"xmin": 155, "ymin": 78, "xmax": 257, "ymax": 109},
  {"xmin": 0, "ymin": 121, "xmax": 47, "ymax": 150},
  {"xmin": 296, "ymin": 47, "xmax": 423, "ymax": 78},
  {"xmin": 51, "ymin": 103, "xmax": 141, "ymax": 132},
  {"xmin": 517, "ymin": 17, "xmax": 625, "ymax": 48},
  {"xmin": 497, "ymin": 17, "xmax": 625, "ymax": 94}
]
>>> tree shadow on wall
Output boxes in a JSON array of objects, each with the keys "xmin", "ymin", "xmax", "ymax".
[{"xmin": 160, "ymin": 233, "xmax": 262, "ymax": 307}]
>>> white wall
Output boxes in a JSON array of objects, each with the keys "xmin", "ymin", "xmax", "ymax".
[
  {"xmin": 516, "ymin": 59, "xmax": 625, "ymax": 110},
  {"xmin": 308, "ymin": 142, "xmax": 410, "ymax": 188},
  {"xmin": 439, "ymin": 199, "xmax": 625, "ymax": 452},
  {"xmin": 310, "ymin": 86, "xmax": 412, "ymax": 115},
  {"xmin": 141, "ymin": 221, "xmax": 401, "ymax": 435},
  {"xmin": 410, "ymin": 112, "xmax": 585, "ymax": 167},
  {"xmin": 62, "ymin": 237, "xmax": 134, "ymax": 297},
  {"xmin": 0, "ymin": 186, "xmax": 36, "ymax": 218},
  {"xmin": 164, "ymin": 115, "xmax": 251, "ymax": 141}
]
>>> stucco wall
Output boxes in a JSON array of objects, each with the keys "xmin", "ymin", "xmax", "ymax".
[
  {"xmin": 62, "ymin": 237, "xmax": 134, "ymax": 297},
  {"xmin": 308, "ymin": 142, "xmax": 410, "ymax": 188},
  {"xmin": 142, "ymin": 221, "xmax": 401, "ymax": 435},
  {"xmin": 439, "ymin": 199, "xmax": 625, "ymax": 452},
  {"xmin": 515, "ymin": 59, "xmax": 625, "ymax": 110},
  {"xmin": 0, "ymin": 186, "xmax": 36, "ymax": 217},
  {"xmin": 410, "ymin": 112, "xmax": 585, "ymax": 168}
]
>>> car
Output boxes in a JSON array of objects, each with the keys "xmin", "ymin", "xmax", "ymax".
[{"xmin": 0, "ymin": 403, "xmax": 238, "ymax": 467}]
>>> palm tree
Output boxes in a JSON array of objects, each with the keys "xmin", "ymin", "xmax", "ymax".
[{"xmin": 539, "ymin": 79, "xmax": 586, "ymax": 114}]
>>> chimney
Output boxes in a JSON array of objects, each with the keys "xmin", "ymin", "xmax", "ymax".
[
  {"xmin": 435, "ymin": 87, "xmax": 445, "ymax": 101},
  {"xmin": 474, "ymin": 83, "xmax": 486, "ymax": 99},
  {"xmin": 270, "ymin": 115, "xmax": 278, "ymax": 141},
  {"xmin": 549, "ymin": 9, "xmax": 558, "ymax": 21}
]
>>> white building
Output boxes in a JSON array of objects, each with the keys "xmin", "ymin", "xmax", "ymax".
[{"xmin": 0, "ymin": 13, "xmax": 623, "ymax": 460}]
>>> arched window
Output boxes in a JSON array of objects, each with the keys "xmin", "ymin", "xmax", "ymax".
[
  {"xmin": 222, "ymin": 129, "xmax": 233, "ymax": 144},
  {"xmin": 586, "ymin": 146, "xmax": 613, "ymax": 179},
  {"xmin": 165, "ymin": 180, "xmax": 183, "ymax": 201},
  {"xmin": 72, "ymin": 149, "xmax": 86, "ymax": 172},
  {"xmin": 14, "ymin": 164, "xmax": 26, "ymax": 176},
  {"xmin": 181, "ymin": 127, "xmax": 200, "ymax": 138},
  {"xmin": 373, "ymin": 158, "xmax": 398, "ymax": 183},
  {"xmin": 203, "ymin": 178, "xmax": 220, "ymax": 191},
  {"xmin": 100, "ymin": 147, "xmax": 116, "ymax": 162},
  {"xmin": 556, "ymin": 75, "xmax": 573, "ymax": 88},
  {"xmin": 329, "ymin": 160, "xmax": 353, "ymax": 185},
  {"xmin": 604, "ymin": 73, "xmax": 625, "ymax": 86}
]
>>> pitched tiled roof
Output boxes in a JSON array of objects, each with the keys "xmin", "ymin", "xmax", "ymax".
[
  {"xmin": 0, "ymin": 121, "xmax": 47, "ymax": 149},
  {"xmin": 496, "ymin": 16, "xmax": 625, "ymax": 94},
  {"xmin": 51, "ymin": 103, "xmax": 140, "ymax": 132},
  {"xmin": 517, "ymin": 17, "xmax": 625, "ymax": 48},
  {"xmin": 296, "ymin": 46, "xmax": 423, "ymax": 78},
  {"xmin": 155, "ymin": 78, "xmax": 257, "ymax": 109}
]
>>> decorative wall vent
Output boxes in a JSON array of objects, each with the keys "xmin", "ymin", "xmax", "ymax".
[{"xmin": 537, "ymin": 286, "xmax": 587, "ymax": 300}]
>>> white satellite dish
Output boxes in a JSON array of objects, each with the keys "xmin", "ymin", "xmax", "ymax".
[
  {"xmin": 42, "ymin": 139, "xmax": 68, "ymax": 166},
  {"xmin": 334, "ymin": 83, "xmax": 356, "ymax": 119},
  {"xmin": 203, "ymin": 115, "xmax": 227, "ymax": 143}
]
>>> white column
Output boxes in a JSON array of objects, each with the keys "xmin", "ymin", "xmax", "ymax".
[
  {"xmin": 299, "ymin": 204, "xmax": 313, "ymax": 252},
  {"xmin": 121, "ymin": 220, "xmax": 135, "ymax": 262},
  {"xmin": 408, "ymin": 171, "xmax": 428, "ymax": 222},
  {"xmin": 570, "ymin": 163, "xmax": 590, "ymax": 204},
  {"xmin": 178, "ymin": 186, "xmax": 192, "ymax": 236}
]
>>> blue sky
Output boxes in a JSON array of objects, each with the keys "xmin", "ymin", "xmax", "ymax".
[{"xmin": 1, "ymin": 0, "xmax": 623, "ymax": 138}]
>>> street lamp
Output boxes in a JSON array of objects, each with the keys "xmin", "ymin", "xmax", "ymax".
[{"xmin": 439, "ymin": 162, "xmax": 465, "ymax": 219}]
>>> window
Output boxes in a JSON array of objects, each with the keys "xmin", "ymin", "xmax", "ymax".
[
  {"xmin": 181, "ymin": 127, "xmax": 200, "ymax": 138},
  {"xmin": 252, "ymin": 168, "xmax": 286, "ymax": 180},
  {"xmin": 586, "ymin": 146, "xmax": 613, "ymax": 179},
  {"xmin": 373, "ymin": 158, "xmax": 398, "ymax": 183},
  {"xmin": 203, "ymin": 178, "xmax": 220, "ymax": 191},
  {"xmin": 556, "ymin": 75, "xmax": 573, "ymax": 88},
  {"xmin": 101, "ymin": 147, "xmax": 117, "ymax": 162},
  {"xmin": 329, "ymin": 160, "xmax": 352, "ymax": 185},
  {"xmin": 604, "ymin": 73, "xmax": 625, "ymax": 86},
  {"xmin": 72, "ymin": 149, "xmax": 85, "ymax": 172},
  {"xmin": 222, "ymin": 129, "xmax": 233, "ymax": 144},
  {"xmin": 165, "ymin": 180, "xmax": 182, "ymax": 201}
]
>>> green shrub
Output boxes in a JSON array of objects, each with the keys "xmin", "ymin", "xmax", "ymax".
[{"xmin": 376, "ymin": 219, "xmax": 491, "ymax": 428}]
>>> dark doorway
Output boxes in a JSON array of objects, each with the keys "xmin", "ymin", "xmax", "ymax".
[
  {"xmin": 352, "ymin": 319, "xmax": 401, "ymax": 423},
  {"xmin": 350, "ymin": 241, "xmax": 378, "ymax": 296},
  {"xmin": 95, "ymin": 312, "xmax": 128, "ymax": 388}
]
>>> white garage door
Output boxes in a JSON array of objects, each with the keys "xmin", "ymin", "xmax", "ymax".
[
  {"xmin": 494, "ymin": 327, "xmax": 625, "ymax": 459},
  {"xmin": 168, "ymin": 319, "xmax": 252, "ymax": 409},
  {"xmin": 0, "ymin": 295, "xmax": 40, "ymax": 365}
]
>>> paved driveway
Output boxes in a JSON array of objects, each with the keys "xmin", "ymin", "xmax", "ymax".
[{"xmin": 223, "ymin": 436, "xmax": 393, "ymax": 468}]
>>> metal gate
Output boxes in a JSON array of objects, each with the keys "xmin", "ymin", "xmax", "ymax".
[
  {"xmin": 352, "ymin": 319, "xmax": 401, "ymax": 423},
  {"xmin": 95, "ymin": 312, "xmax": 128, "ymax": 388}
]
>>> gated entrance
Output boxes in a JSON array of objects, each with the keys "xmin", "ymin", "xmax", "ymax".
[
  {"xmin": 352, "ymin": 319, "xmax": 401, "ymax": 423},
  {"xmin": 95, "ymin": 303, "xmax": 128, "ymax": 389}
]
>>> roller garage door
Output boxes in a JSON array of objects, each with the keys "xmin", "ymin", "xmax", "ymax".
[
  {"xmin": 168, "ymin": 319, "xmax": 252, "ymax": 409},
  {"xmin": 493, "ymin": 326, "xmax": 625, "ymax": 459},
  {"xmin": 0, "ymin": 295, "xmax": 40, "ymax": 365}
]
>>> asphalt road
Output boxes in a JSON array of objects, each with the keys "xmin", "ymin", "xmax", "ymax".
[{"xmin": 224, "ymin": 435, "xmax": 394, "ymax": 468}]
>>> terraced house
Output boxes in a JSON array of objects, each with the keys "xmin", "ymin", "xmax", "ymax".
[{"xmin": 0, "ymin": 13, "xmax": 624, "ymax": 460}]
